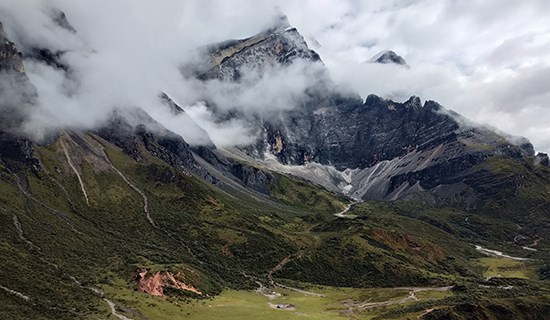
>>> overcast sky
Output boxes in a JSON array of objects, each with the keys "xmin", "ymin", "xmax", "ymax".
[{"xmin": 0, "ymin": 0, "xmax": 549, "ymax": 152}]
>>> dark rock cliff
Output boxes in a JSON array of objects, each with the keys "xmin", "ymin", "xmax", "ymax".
[{"xmin": 191, "ymin": 18, "xmax": 539, "ymax": 207}]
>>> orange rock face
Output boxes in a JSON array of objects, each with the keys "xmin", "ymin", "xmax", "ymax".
[{"xmin": 136, "ymin": 270, "xmax": 203, "ymax": 297}]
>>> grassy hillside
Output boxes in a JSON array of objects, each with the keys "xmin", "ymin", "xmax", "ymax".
[{"xmin": 1, "ymin": 134, "xmax": 550, "ymax": 319}]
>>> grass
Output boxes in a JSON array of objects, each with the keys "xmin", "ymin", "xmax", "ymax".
[
  {"xmin": 2, "ymin": 132, "xmax": 550, "ymax": 319},
  {"xmin": 101, "ymin": 280, "xmax": 456, "ymax": 320},
  {"xmin": 476, "ymin": 257, "xmax": 538, "ymax": 280}
]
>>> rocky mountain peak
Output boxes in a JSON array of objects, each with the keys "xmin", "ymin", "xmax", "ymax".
[
  {"xmin": 368, "ymin": 50, "xmax": 408, "ymax": 67},
  {"xmin": 196, "ymin": 15, "xmax": 321, "ymax": 81},
  {"xmin": 0, "ymin": 22, "xmax": 25, "ymax": 74}
]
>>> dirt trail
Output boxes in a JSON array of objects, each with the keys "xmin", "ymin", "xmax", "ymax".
[
  {"xmin": 418, "ymin": 308, "xmax": 435, "ymax": 318},
  {"xmin": 265, "ymin": 200, "xmax": 364, "ymax": 297},
  {"xmin": 0, "ymin": 284, "xmax": 31, "ymax": 301},
  {"xmin": 335, "ymin": 201, "xmax": 361, "ymax": 218},
  {"xmin": 108, "ymin": 162, "xmax": 155, "ymax": 228},
  {"xmin": 89, "ymin": 138, "xmax": 203, "ymax": 264},
  {"xmin": 274, "ymin": 283, "xmax": 325, "ymax": 297},
  {"xmin": 3, "ymin": 187, "xmax": 131, "ymax": 319},
  {"xmin": 347, "ymin": 287, "xmax": 453, "ymax": 311},
  {"xmin": 267, "ymin": 251, "xmax": 325, "ymax": 297},
  {"xmin": 104, "ymin": 298, "xmax": 133, "ymax": 320},
  {"xmin": 88, "ymin": 135, "xmax": 154, "ymax": 227},
  {"xmin": 13, "ymin": 214, "xmax": 40, "ymax": 250},
  {"xmin": 74, "ymin": 279, "xmax": 134, "ymax": 320},
  {"xmin": 60, "ymin": 137, "xmax": 90, "ymax": 206},
  {"xmin": 523, "ymin": 238, "xmax": 542, "ymax": 251}
]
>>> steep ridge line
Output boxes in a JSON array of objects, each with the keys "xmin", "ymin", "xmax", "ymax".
[{"xmin": 60, "ymin": 136, "xmax": 90, "ymax": 206}]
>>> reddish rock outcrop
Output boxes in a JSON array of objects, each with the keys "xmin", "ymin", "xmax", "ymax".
[{"xmin": 136, "ymin": 269, "xmax": 203, "ymax": 297}]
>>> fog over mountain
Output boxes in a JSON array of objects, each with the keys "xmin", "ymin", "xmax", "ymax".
[
  {"xmin": 3, "ymin": 3, "xmax": 550, "ymax": 319},
  {"xmin": 0, "ymin": 0, "xmax": 549, "ymax": 152}
]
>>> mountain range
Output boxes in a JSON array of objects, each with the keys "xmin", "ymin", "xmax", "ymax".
[{"xmin": 1, "ymin": 10, "xmax": 550, "ymax": 320}]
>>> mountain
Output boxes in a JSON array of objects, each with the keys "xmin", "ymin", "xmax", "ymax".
[
  {"xmin": 197, "ymin": 15, "xmax": 321, "ymax": 82},
  {"xmin": 191, "ymin": 21, "xmax": 546, "ymax": 214},
  {"xmin": 368, "ymin": 50, "xmax": 409, "ymax": 67},
  {"xmin": 1, "ymin": 11, "xmax": 550, "ymax": 320}
]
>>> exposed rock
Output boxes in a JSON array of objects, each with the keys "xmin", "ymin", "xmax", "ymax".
[
  {"xmin": 368, "ymin": 50, "xmax": 408, "ymax": 67},
  {"xmin": 25, "ymin": 10, "xmax": 77, "ymax": 71},
  {"xmin": 195, "ymin": 16, "xmax": 321, "ymax": 82},
  {"xmin": 0, "ymin": 22, "xmax": 26, "ymax": 74},
  {"xmin": 0, "ymin": 21, "xmax": 39, "ymax": 170},
  {"xmin": 27, "ymin": 48, "xmax": 70, "ymax": 72},
  {"xmin": 194, "ymin": 21, "xmax": 539, "ymax": 207},
  {"xmin": 536, "ymin": 152, "xmax": 549, "ymax": 166},
  {"xmin": 192, "ymin": 146, "xmax": 274, "ymax": 195},
  {"xmin": 96, "ymin": 108, "xmax": 213, "ymax": 182},
  {"xmin": 136, "ymin": 269, "xmax": 203, "ymax": 297}
]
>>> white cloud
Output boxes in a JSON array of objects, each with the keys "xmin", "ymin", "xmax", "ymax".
[
  {"xmin": 283, "ymin": 0, "xmax": 550, "ymax": 153},
  {"xmin": 0, "ymin": 0, "xmax": 549, "ymax": 153}
]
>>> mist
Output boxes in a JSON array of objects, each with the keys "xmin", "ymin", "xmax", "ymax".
[
  {"xmin": 0, "ymin": 0, "xmax": 549, "ymax": 152},
  {"xmin": 0, "ymin": 0, "xmax": 322, "ymax": 146}
]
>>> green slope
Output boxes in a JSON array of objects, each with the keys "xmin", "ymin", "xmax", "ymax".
[{"xmin": 1, "ymin": 133, "xmax": 550, "ymax": 320}]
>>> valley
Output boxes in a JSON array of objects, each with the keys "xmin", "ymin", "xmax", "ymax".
[{"xmin": 1, "ymin": 4, "xmax": 550, "ymax": 320}]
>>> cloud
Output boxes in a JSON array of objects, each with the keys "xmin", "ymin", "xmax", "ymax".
[
  {"xmin": 283, "ymin": 0, "xmax": 550, "ymax": 153},
  {"xmin": 183, "ymin": 102, "xmax": 258, "ymax": 147},
  {"xmin": 0, "ymin": 0, "xmax": 330, "ymax": 146},
  {"xmin": 0, "ymin": 0, "xmax": 549, "ymax": 153}
]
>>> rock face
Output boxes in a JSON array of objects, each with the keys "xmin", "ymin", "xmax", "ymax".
[
  {"xmin": 0, "ymin": 22, "xmax": 26, "ymax": 74},
  {"xmin": 0, "ymin": 12, "xmax": 545, "ymax": 209},
  {"xmin": 368, "ymin": 50, "xmax": 408, "ymax": 67},
  {"xmin": 0, "ymin": 21, "xmax": 38, "ymax": 169},
  {"xmin": 136, "ymin": 269, "xmax": 203, "ymax": 297},
  {"xmin": 26, "ymin": 10, "xmax": 76, "ymax": 72},
  {"xmin": 198, "ymin": 15, "xmax": 321, "ymax": 82},
  {"xmin": 192, "ymin": 19, "xmax": 538, "ymax": 208},
  {"xmin": 96, "ymin": 108, "xmax": 203, "ymax": 175},
  {"xmin": 536, "ymin": 153, "xmax": 549, "ymax": 166}
]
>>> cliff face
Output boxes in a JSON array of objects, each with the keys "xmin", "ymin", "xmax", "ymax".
[
  {"xmin": 0, "ymin": 22, "xmax": 38, "ymax": 169},
  {"xmin": 191, "ymin": 19, "xmax": 538, "ymax": 208}
]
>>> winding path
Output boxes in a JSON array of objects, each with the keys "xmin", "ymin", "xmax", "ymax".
[
  {"xmin": 108, "ymin": 162, "xmax": 156, "ymax": 228},
  {"xmin": 348, "ymin": 286, "xmax": 453, "ymax": 311},
  {"xmin": 334, "ymin": 200, "xmax": 361, "ymax": 218},
  {"xmin": 60, "ymin": 138, "xmax": 90, "ymax": 206}
]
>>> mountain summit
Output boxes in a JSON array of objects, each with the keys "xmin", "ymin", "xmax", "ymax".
[
  {"xmin": 368, "ymin": 50, "xmax": 409, "ymax": 67},
  {"xmin": 188, "ymin": 21, "xmax": 542, "ymax": 210}
]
